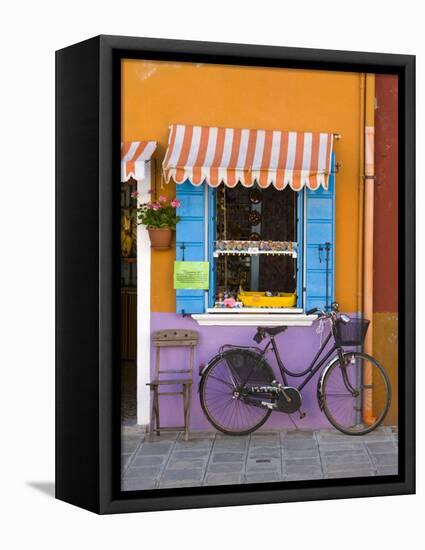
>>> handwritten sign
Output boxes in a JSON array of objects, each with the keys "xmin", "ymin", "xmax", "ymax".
[{"xmin": 174, "ymin": 261, "xmax": 210, "ymax": 290}]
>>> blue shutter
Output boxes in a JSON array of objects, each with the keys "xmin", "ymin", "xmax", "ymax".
[
  {"xmin": 296, "ymin": 189, "xmax": 304, "ymax": 308},
  {"xmin": 305, "ymin": 154, "xmax": 336, "ymax": 311},
  {"xmin": 175, "ymin": 181, "xmax": 206, "ymax": 314},
  {"xmin": 207, "ymin": 186, "xmax": 217, "ymax": 308}
]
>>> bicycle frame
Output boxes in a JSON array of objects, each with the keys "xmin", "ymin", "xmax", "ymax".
[{"xmin": 239, "ymin": 325, "xmax": 345, "ymax": 393}]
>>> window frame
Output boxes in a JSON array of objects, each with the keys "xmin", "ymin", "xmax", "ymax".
[{"xmin": 206, "ymin": 185, "xmax": 306, "ymax": 315}]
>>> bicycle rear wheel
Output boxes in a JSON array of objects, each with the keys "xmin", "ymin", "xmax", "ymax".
[
  {"xmin": 199, "ymin": 349, "xmax": 273, "ymax": 436},
  {"xmin": 321, "ymin": 351, "xmax": 391, "ymax": 435}
]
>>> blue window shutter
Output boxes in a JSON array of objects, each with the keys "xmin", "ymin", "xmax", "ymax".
[
  {"xmin": 305, "ymin": 154, "xmax": 336, "ymax": 311},
  {"xmin": 175, "ymin": 181, "xmax": 206, "ymax": 314},
  {"xmin": 296, "ymin": 189, "xmax": 304, "ymax": 308},
  {"xmin": 207, "ymin": 186, "xmax": 217, "ymax": 308}
]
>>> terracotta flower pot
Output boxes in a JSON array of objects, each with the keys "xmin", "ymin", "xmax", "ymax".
[{"xmin": 147, "ymin": 228, "xmax": 174, "ymax": 250}]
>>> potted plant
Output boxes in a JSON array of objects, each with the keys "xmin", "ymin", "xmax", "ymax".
[{"xmin": 133, "ymin": 192, "xmax": 180, "ymax": 250}]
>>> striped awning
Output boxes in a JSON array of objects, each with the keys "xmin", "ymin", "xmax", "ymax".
[
  {"xmin": 163, "ymin": 124, "xmax": 334, "ymax": 191},
  {"xmin": 121, "ymin": 141, "xmax": 157, "ymax": 182}
]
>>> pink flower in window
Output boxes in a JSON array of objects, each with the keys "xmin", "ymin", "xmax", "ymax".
[
  {"xmin": 151, "ymin": 202, "xmax": 161, "ymax": 211},
  {"xmin": 170, "ymin": 198, "xmax": 181, "ymax": 208},
  {"xmin": 130, "ymin": 191, "xmax": 139, "ymax": 198},
  {"xmin": 158, "ymin": 195, "xmax": 168, "ymax": 203}
]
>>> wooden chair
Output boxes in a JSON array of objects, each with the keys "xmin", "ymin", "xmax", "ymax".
[{"xmin": 147, "ymin": 329, "xmax": 198, "ymax": 441}]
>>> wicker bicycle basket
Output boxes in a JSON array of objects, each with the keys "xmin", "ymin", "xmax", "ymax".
[{"xmin": 335, "ymin": 318, "xmax": 370, "ymax": 346}]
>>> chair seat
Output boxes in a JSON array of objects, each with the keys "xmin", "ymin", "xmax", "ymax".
[{"xmin": 147, "ymin": 378, "xmax": 192, "ymax": 386}]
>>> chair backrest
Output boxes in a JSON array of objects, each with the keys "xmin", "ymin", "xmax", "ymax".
[{"xmin": 152, "ymin": 329, "xmax": 198, "ymax": 380}]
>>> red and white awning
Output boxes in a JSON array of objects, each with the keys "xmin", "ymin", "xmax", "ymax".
[
  {"xmin": 121, "ymin": 141, "xmax": 157, "ymax": 182},
  {"xmin": 163, "ymin": 124, "xmax": 334, "ymax": 191}
]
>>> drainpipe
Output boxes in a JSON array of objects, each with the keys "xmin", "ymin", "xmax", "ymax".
[
  {"xmin": 362, "ymin": 73, "xmax": 376, "ymax": 425},
  {"xmin": 357, "ymin": 74, "xmax": 365, "ymax": 314}
]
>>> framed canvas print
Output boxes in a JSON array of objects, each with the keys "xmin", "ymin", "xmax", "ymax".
[{"xmin": 56, "ymin": 35, "xmax": 415, "ymax": 514}]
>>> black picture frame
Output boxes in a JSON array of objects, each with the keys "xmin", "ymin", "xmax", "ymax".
[{"xmin": 55, "ymin": 35, "xmax": 415, "ymax": 514}]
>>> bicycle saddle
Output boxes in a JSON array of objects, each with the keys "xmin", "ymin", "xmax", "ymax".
[{"xmin": 259, "ymin": 326, "xmax": 288, "ymax": 336}]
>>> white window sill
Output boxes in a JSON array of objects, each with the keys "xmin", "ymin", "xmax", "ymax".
[{"xmin": 191, "ymin": 313, "xmax": 318, "ymax": 327}]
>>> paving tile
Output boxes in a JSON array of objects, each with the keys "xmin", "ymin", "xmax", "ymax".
[
  {"xmin": 246, "ymin": 472, "xmax": 281, "ymax": 483},
  {"xmin": 285, "ymin": 472, "xmax": 324, "ymax": 481},
  {"xmin": 161, "ymin": 468, "xmax": 203, "ymax": 483},
  {"xmin": 284, "ymin": 430, "xmax": 315, "ymax": 439},
  {"xmin": 248, "ymin": 447, "xmax": 281, "ymax": 459},
  {"xmin": 137, "ymin": 443, "xmax": 173, "ymax": 456},
  {"xmin": 131, "ymin": 455, "xmax": 167, "ymax": 468},
  {"xmin": 285, "ymin": 464, "xmax": 323, "ymax": 476},
  {"xmin": 121, "ymin": 440, "xmax": 142, "ymax": 453},
  {"xmin": 214, "ymin": 439, "xmax": 248, "ymax": 451},
  {"xmin": 167, "ymin": 458, "xmax": 206, "ymax": 469},
  {"xmin": 180, "ymin": 431, "xmax": 215, "ymax": 439},
  {"xmin": 323, "ymin": 454, "xmax": 370, "ymax": 466},
  {"xmin": 320, "ymin": 447, "xmax": 366, "ymax": 456},
  {"xmin": 158, "ymin": 481, "xmax": 203, "ymax": 489},
  {"xmin": 207, "ymin": 462, "xmax": 245, "ymax": 474},
  {"xmin": 324, "ymin": 462, "xmax": 375, "ymax": 474},
  {"xmin": 174, "ymin": 439, "xmax": 213, "ymax": 450},
  {"xmin": 283, "ymin": 439, "xmax": 317, "ymax": 451},
  {"xmin": 205, "ymin": 473, "xmax": 244, "ymax": 485},
  {"xmin": 250, "ymin": 436, "xmax": 281, "ymax": 448},
  {"xmin": 210, "ymin": 452, "xmax": 245, "ymax": 463},
  {"xmin": 284, "ymin": 458, "xmax": 321, "ymax": 469},
  {"xmin": 122, "ymin": 478, "xmax": 157, "ymax": 491},
  {"xmin": 172, "ymin": 449, "xmax": 211, "ymax": 460},
  {"xmin": 246, "ymin": 457, "xmax": 281, "ymax": 473},
  {"xmin": 326, "ymin": 470, "xmax": 375, "ymax": 479},
  {"xmin": 283, "ymin": 449, "xmax": 321, "ymax": 459},
  {"xmin": 366, "ymin": 441, "xmax": 397, "ymax": 454},
  {"xmin": 125, "ymin": 466, "xmax": 162, "ymax": 479},
  {"xmin": 370, "ymin": 453, "xmax": 398, "ymax": 466},
  {"xmin": 377, "ymin": 465, "xmax": 398, "ymax": 476}
]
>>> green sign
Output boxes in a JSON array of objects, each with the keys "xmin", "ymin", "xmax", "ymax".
[{"xmin": 174, "ymin": 261, "xmax": 209, "ymax": 290}]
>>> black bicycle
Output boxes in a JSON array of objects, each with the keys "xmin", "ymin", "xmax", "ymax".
[{"xmin": 199, "ymin": 303, "xmax": 391, "ymax": 436}]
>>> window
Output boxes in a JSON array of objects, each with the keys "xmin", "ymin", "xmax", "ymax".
[{"xmin": 210, "ymin": 185, "xmax": 300, "ymax": 311}]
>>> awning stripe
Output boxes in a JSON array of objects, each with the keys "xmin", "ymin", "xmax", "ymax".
[
  {"xmin": 163, "ymin": 124, "xmax": 334, "ymax": 190},
  {"xmin": 121, "ymin": 140, "xmax": 157, "ymax": 182}
]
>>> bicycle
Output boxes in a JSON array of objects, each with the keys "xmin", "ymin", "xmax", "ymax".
[{"xmin": 199, "ymin": 303, "xmax": 391, "ymax": 436}]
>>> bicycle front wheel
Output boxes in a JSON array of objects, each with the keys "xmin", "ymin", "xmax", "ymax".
[
  {"xmin": 322, "ymin": 352, "xmax": 391, "ymax": 435},
  {"xmin": 199, "ymin": 349, "xmax": 273, "ymax": 436}
]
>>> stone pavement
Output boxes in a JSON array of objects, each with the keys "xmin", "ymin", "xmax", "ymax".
[{"xmin": 121, "ymin": 426, "xmax": 398, "ymax": 490}]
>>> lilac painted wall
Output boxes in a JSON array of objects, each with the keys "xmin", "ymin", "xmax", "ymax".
[{"xmin": 150, "ymin": 313, "xmax": 344, "ymax": 431}]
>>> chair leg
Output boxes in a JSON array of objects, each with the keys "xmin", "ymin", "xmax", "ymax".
[
  {"xmin": 183, "ymin": 384, "xmax": 190, "ymax": 441},
  {"xmin": 154, "ymin": 390, "xmax": 160, "ymax": 437},
  {"xmin": 149, "ymin": 388, "xmax": 155, "ymax": 442},
  {"xmin": 186, "ymin": 384, "xmax": 192, "ymax": 441}
]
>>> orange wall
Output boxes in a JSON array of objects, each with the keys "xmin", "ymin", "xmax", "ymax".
[{"xmin": 122, "ymin": 60, "xmax": 362, "ymax": 312}]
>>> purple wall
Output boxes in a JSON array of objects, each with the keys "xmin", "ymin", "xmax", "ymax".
[{"xmin": 150, "ymin": 313, "xmax": 347, "ymax": 431}]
